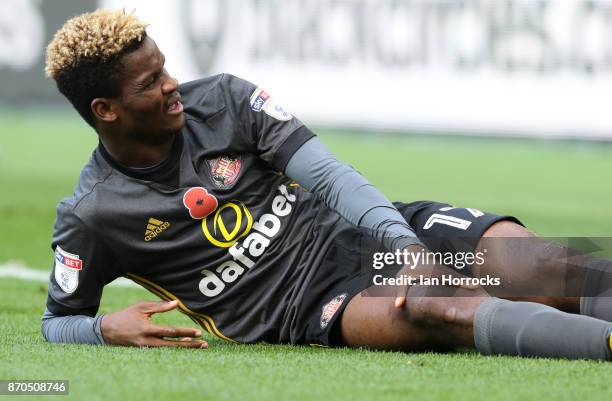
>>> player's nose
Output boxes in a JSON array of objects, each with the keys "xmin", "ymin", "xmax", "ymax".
[{"xmin": 162, "ymin": 72, "xmax": 179, "ymax": 94}]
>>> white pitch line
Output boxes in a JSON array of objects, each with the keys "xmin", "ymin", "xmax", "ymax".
[{"xmin": 0, "ymin": 262, "xmax": 139, "ymax": 288}]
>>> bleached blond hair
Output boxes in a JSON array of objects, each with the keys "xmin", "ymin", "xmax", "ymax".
[
  {"xmin": 45, "ymin": 10, "xmax": 148, "ymax": 127},
  {"xmin": 46, "ymin": 9, "xmax": 147, "ymax": 79}
]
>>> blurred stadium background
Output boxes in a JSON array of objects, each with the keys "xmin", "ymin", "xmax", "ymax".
[{"xmin": 2, "ymin": 1, "xmax": 612, "ymax": 400}]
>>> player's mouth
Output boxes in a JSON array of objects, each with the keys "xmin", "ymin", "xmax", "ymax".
[{"xmin": 166, "ymin": 93, "xmax": 183, "ymax": 115}]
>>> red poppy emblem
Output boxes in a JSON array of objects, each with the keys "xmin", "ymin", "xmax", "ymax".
[{"xmin": 183, "ymin": 187, "xmax": 218, "ymax": 220}]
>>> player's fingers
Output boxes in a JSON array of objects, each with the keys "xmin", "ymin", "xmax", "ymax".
[
  {"xmin": 145, "ymin": 337, "xmax": 208, "ymax": 349},
  {"xmin": 394, "ymin": 266, "xmax": 418, "ymax": 309},
  {"xmin": 147, "ymin": 323, "xmax": 202, "ymax": 339},
  {"xmin": 134, "ymin": 300, "xmax": 163, "ymax": 310},
  {"xmin": 394, "ymin": 280, "xmax": 409, "ymax": 309},
  {"xmin": 143, "ymin": 300, "xmax": 179, "ymax": 314},
  {"xmin": 394, "ymin": 281, "xmax": 407, "ymax": 308}
]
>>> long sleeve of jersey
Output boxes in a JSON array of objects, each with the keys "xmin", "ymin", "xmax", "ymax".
[
  {"xmin": 41, "ymin": 308, "xmax": 105, "ymax": 344},
  {"xmin": 42, "ymin": 197, "xmax": 118, "ymax": 345},
  {"xmin": 284, "ymin": 136, "xmax": 423, "ymax": 252}
]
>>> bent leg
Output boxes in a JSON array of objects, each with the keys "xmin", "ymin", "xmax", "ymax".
[
  {"xmin": 474, "ymin": 221, "xmax": 584, "ymax": 313},
  {"xmin": 479, "ymin": 223, "xmax": 612, "ymax": 321},
  {"xmin": 340, "ymin": 285, "xmax": 487, "ymax": 351},
  {"xmin": 396, "ymin": 201, "xmax": 585, "ymax": 313},
  {"xmin": 339, "ymin": 285, "xmax": 612, "ymax": 360}
]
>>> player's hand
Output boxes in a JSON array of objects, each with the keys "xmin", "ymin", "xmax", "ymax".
[
  {"xmin": 393, "ymin": 245, "xmax": 483, "ymax": 309},
  {"xmin": 100, "ymin": 300, "xmax": 208, "ymax": 348}
]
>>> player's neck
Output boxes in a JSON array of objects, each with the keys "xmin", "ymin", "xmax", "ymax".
[{"xmin": 99, "ymin": 134, "xmax": 177, "ymax": 169}]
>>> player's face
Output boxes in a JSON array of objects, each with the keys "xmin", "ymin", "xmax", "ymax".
[{"xmin": 115, "ymin": 36, "xmax": 185, "ymax": 142}]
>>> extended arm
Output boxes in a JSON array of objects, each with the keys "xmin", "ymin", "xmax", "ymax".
[
  {"xmin": 284, "ymin": 136, "xmax": 422, "ymax": 252},
  {"xmin": 42, "ymin": 299, "xmax": 207, "ymax": 348},
  {"xmin": 43, "ymin": 199, "xmax": 207, "ymax": 348}
]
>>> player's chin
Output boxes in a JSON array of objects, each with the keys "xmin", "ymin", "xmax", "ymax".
[{"xmin": 166, "ymin": 112, "xmax": 186, "ymax": 132}]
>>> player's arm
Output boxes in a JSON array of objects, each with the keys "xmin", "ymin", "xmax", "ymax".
[
  {"xmin": 283, "ymin": 136, "xmax": 422, "ymax": 253},
  {"xmin": 224, "ymin": 73, "xmax": 428, "ymax": 307},
  {"xmin": 41, "ymin": 308, "xmax": 105, "ymax": 344},
  {"xmin": 42, "ymin": 301, "xmax": 206, "ymax": 348},
  {"xmin": 42, "ymin": 203, "xmax": 206, "ymax": 348},
  {"xmin": 283, "ymin": 136, "xmax": 430, "ymax": 309},
  {"xmin": 224, "ymin": 74, "xmax": 422, "ymax": 253}
]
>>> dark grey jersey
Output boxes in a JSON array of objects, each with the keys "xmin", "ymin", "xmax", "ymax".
[{"xmin": 47, "ymin": 74, "xmax": 351, "ymax": 343}]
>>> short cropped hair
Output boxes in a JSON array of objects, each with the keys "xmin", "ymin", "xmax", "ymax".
[{"xmin": 45, "ymin": 9, "xmax": 148, "ymax": 127}]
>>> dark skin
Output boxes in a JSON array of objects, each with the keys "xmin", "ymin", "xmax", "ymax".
[
  {"xmin": 91, "ymin": 36, "xmax": 185, "ymax": 168},
  {"xmin": 340, "ymin": 221, "xmax": 585, "ymax": 351},
  {"xmin": 92, "ymin": 36, "xmax": 586, "ymax": 351}
]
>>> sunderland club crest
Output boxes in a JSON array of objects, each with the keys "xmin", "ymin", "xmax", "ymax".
[
  {"xmin": 320, "ymin": 293, "xmax": 348, "ymax": 329},
  {"xmin": 206, "ymin": 155, "xmax": 242, "ymax": 190}
]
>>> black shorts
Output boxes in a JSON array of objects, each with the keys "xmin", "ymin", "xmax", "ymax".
[{"xmin": 296, "ymin": 200, "xmax": 521, "ymax": 347}]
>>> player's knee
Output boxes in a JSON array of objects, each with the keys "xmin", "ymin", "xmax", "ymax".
[{"xmin": 482, "ymin": 220, "xmax": 536, "ymax": 239}]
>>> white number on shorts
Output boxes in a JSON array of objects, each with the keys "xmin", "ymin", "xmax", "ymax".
[
  {"xmin": 439, "ymin": 207, "xmax": 484, "ymax": 218},
  {"xmin": 423, "ymin": 214, "xmax": 472, "ymax": 230}
]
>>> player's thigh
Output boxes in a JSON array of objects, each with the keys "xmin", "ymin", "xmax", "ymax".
[
  {"xmin": 338, "ymin": 290, "xmax": 445, "ymax": 352},
  {"xmin": 477, "ymin": 220, "xmax": 582, "ymax": 312}
]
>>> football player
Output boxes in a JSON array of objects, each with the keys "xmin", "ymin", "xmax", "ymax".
[{"xmin": 42, "ymin": 10, "xmax": 612, "ymax": 360}]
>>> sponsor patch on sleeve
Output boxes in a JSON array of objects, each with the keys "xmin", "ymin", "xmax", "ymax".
[
  {"xmin": 249, "ymin": 87, "xmax": 293, "ymax": 121},
  {"xmin": 250, "ymin": 88, "xmax": 270, "ymax": 112},
  {"xmin": 54, "ymin": 246, "xmax": 82, "ymax": 294}
]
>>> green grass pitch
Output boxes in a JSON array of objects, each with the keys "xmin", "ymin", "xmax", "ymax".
[{"xmin": 1, "ymin": 109, "xmax": 612, "ymax": 401}]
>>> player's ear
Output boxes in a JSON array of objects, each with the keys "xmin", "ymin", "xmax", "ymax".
[{"xmin": 91, "ymin": 98, "xmax": 118, "ymax": 123}]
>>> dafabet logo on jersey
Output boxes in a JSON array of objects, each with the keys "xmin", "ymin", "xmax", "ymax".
[
  {"xmin": 198, "ymin": 184, "xmax": 297, "ymax": 297},
  {"xmin": 145, "ymin": 218, "xmax": 171, "ymax": 242},
  {"xmin": 202, "ymin": 201, "xmax": 253, "ymax": 248}
]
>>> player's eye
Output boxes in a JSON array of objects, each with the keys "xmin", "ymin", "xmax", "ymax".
[
  {"xmin": 143, "ymin": 74, "xmax": 158, "ymax": 89},
  {"xmin": 145, "ymin": 69, "xmax": 165, "ymax": 88}
]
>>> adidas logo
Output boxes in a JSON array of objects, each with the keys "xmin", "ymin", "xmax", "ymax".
[{"xmin": 145, "ymin": 218, "xmax": 170, "ymax": 242}]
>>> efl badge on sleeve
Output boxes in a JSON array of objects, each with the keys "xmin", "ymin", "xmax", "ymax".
[
  {"xmin": 54, "ymin": 246, "xmax": 83, "ymax": 294},
  {"xmin": 250, "ymin": 88, "xmax": 270, "ymax": 112},
  {"xmin": 207, "ymin": 155, "xmax": 242, "ymax": 190},
  {"xmin": 249, "ymin": 87, "xmax": 293, "ymax": 121},
  {"xmin": 320, "ymin": 293, "xmax": 348, "ymax": 329}
]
